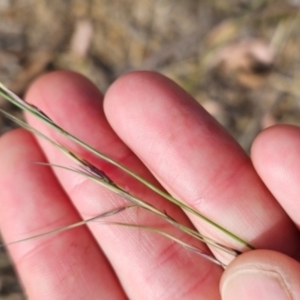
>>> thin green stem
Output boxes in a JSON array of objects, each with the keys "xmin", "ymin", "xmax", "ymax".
[
  {"xmin": 2, "ymin": 110, "xmax": 240, "ymax": 256},
  {"xmin": 0, "ymin": 83, "xmax": 254, "ymax": 250},
  {"xmin": 101, "ymin": 222, "xmax": 227, "ymax": 268}
]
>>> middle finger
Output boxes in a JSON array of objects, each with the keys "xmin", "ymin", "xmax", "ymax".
[{"xmin": 104, "ymin": 71, "xmax": 300, "ymax": 262}]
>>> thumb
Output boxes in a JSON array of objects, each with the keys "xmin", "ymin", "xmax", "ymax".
[{"xmin": 220, "ymin": 249, "xmax": 300, "ymax": 300}]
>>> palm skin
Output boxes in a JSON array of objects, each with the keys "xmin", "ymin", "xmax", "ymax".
[{"xmin": 0, "ymin": 71, "xmax": 300, "ymax": 299}]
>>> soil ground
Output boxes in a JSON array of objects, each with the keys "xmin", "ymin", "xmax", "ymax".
[{"xmin": 1, "ymin": 0, "xmax": 300, "ymax": 298}]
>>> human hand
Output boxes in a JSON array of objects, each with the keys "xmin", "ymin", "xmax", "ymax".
[{"xmin": 0, "ymin": 71, "xmax": 300, "ymax": 299}]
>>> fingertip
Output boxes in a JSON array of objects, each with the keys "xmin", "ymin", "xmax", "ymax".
[
  {"xmin": 105, "ymin": 70, "xmax": 173, "ymax": 102},
  {"xmin": 251, "ymin": 124, "xmax": 300, "ymax": 165},
  {"xmin": 221, "ymin": 250, "xmax": 300, "ymax": 300},
  {"xmin": 25, "ymin": 70, "xmax": 96, "ymax": 105},
  {"xmin": 251, "ymin": 124, "xmax": 300, "ymax": 230},
  {"xmin": 0, "ymin": 128, "xmax": 35, "ymax": 162},
  {"xmin": 25, "ymin": 71, "xmax": 104, "ymax": 130},
  {"xmin": 104, "ymin": 70, "xmax": 219, "ymax": 159},
  {"xmin": 23, "ymin": 70, "xmax": 107, "ymax": 151},
  {"xmin": 0, "ymin": 127, "xmax": 27, "ymax": 146},
  {"xmin": 104, "ymin": 70, "xmax": 191, "ymax": 124}
]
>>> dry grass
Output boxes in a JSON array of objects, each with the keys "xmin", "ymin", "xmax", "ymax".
[{"xmin": 1, "ymin": 0, "xmax": 300, "ymax": 298}]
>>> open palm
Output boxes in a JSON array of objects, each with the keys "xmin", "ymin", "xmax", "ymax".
[{"xmin": 1, "ymin": 71, "xmax": 300, "ymax": 299}]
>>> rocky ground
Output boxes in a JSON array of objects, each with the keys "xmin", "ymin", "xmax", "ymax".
[{"xmin": 1, "ymin": 0, "xmax": 300, "ymax": 298}]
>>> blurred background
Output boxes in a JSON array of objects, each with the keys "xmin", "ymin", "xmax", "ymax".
[{"xmin": 1, "ymin": 0, "xmax": 300, "ymax": 298}]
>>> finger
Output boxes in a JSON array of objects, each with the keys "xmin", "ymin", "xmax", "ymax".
[
  {"xmin": 221, "ymin": 250, "xmax": 300, "ymax": 300},
  {"xmin": 252, "ymin": 124, "xmax": 300, "ymax": 229},
  {"xmin": 0, "ymin": 129, "xmax": 126, "ymax": 299},
  {"xmin": 104, "ymin": 71, "xmax": 300, "ymax": 261},
  {"xmin": 25, "ymin": 71, "xmax": 223, "ymax": 299}
]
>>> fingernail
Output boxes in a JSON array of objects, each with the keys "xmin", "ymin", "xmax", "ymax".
[{"xmin": 221, "ymin": 269, "xmax": 291, "ymax": 300}]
